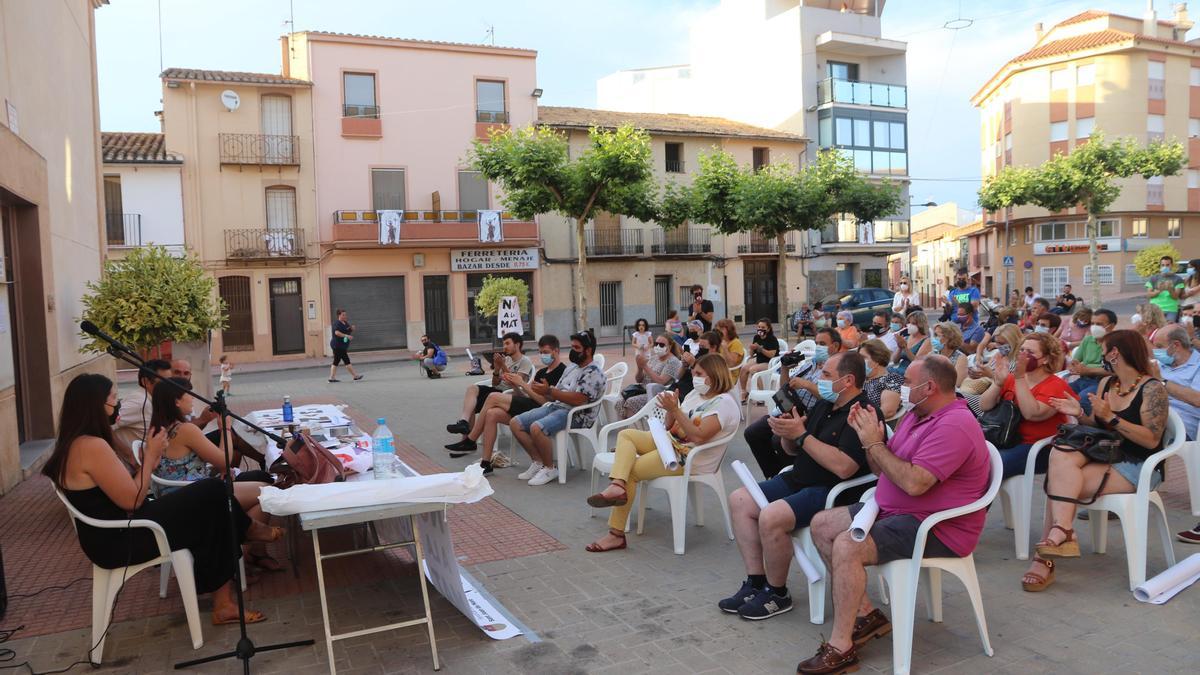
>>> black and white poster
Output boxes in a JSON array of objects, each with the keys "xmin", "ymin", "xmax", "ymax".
[
  {"xmin": 477, "ymin": 209, "xmax": 503, "ymax": 243},
  {"xmin": 378, "ymin": 209, "xmax": 403, "ymax": 245}
]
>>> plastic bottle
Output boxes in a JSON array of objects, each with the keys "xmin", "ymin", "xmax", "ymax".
[
  {"xmin": 282, "ymin": 396, "xmax": 294, "ymax": 424},
  {"xmin": 372, "ymin": 418, "xmax": 396, "ymax": 479}
]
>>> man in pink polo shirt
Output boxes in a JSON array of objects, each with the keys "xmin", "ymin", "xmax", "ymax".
[{"xmin": 795, "ymin": 355, "xmax": 991, "ymax": 675}]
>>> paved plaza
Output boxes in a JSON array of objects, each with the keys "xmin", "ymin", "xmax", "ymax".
[{"xmin": 3, "ymin": 351, "xmax": 1198, "ymax": 674}]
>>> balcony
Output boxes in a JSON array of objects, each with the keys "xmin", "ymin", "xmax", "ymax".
[
  {"xmin": 651, "ymin": 226, "xmax": 711, "ymax": 255},
  {"xmin": 330, "ymin": 210, "xmax": 539, "ymax": 247},
  {"xmin": 736, "ymin": 232, "xmax": 795, "ymax": 254},
  {"xmin": 218, "ymin": 133, "xmax": 300, "ymax": 166},
  {"xmin": 817, "ymin": 219, "xmax": 909, "ymax": 254},
  {"xmin": 475, "ymin": 110, "xmax": 510, "ymax": 140},
  {"xmin": 817, "ymin": 78, "xmax": 907, "ymax": 109},
  {"xmin": 105, "ymin": 213, "xmax": 141, "ymax": 247},
  {"xmin": 225, "ymin": 228, "xmax": 304, "ymax": 261},
  {"xmin": 584, "ymin": 228, "xmax": 644, "ymax": 257},
  {"xmin": 665, "ymin": 159, "xmax": 685, "ymax": 173},
  {"xmin": 972, "ymin": 251, "xmax": 991, "ymax": 268},
  {"xmin": 342, "ymin": 104, "xmax": 382, "ymax": 138}
]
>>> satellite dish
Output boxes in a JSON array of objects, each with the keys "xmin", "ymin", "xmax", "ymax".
[{"xmin": 220, "ymin": 90, "xmax": 240, "ymax": 112}]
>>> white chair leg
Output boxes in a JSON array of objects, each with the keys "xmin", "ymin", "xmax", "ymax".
[
  {"xmin": 159, "ymin": 561, "xmax": 171, "ymax": 599},
  {"xmin": 998, "ymin": 485, "xmax": 1015, "ymax": 530},
  {"xmin": 556, "ymin": 434, "xmax": 569, "ymax": 484},
  {"xmin": 636, "ymin": 488, "xmax": 647, "ymax": 535},
  {"xmin": 1014, "ymin": 483, "xmax": 1031, "ymax": 561},
  {"xmin": 1123, "ymin": 503, "xmax": 1149, "ymax": 592},
  {"xmin": 923, "ymin": 568, "xmax": 943, "ymax": 623},
  {"xmin": 90, "ymin": 567, "xmax": 114, "ymax": 664},
  {"xmin": 1184, "ymin": 443, "xmax": 1200, "ymax": 516},
  {"xmin": 878, "ymin": 575, "xmax": 890, "ymax": 606},
  {"xmin": 170, "ymin": 552, "xmax": 205, "ymax": 650},
  {"xmin": 801, "ymin": 530, "xmax": 828, "ymax": 625},
  {"xmin": 690, "ymin": 482, "xmax": 704, "ymax": 528},
  {"xmin": 712, "ymin": 475, "xmax": 734, "ymax": 541},
  {"xmin": 1089, "ymin": 509, "xmax": 1109, "ymax": 554},
  {"xmin": 667, "ymin": 481, "xmax": 689, "ymax": 555},
  {"xmin": 956, "ymin": 558, "xmax": 994, "ymax": 656},
  {"xmin": 885, "ymin": 568, "xmax": 916, "ymax": 675},
  {"xmin": 1151, "ymin": 496, "xmax": 1177, "ymax": 569}
]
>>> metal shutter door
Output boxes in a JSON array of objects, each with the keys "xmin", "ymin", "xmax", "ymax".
[{"xmin": 328, "ymin": 276, "xmax": 407, "ymax": 350}]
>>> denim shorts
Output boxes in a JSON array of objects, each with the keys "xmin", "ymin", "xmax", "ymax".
[
  {"xmin": 758, "ymin": 476, "xmax": 831, "ymax": 529},
  {"xmin": 1111, "ymin": 461, "xmax": 1163, "ymax": 490},
  {"xmin": 513, "ymin": 405, "xmax": 570, "ymax": 436}
]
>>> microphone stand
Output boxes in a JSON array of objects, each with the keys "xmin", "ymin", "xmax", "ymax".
[{"xmin": 83, "ymin": 326, "xmax": 313, "ymax": 673}]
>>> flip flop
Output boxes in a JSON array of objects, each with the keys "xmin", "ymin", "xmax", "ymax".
[{"xmin": 213, "ymin": 609, "xmax": 267, "ymax": 626}]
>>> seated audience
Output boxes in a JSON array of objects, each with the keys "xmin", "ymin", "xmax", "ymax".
[
  {"xmin": 623, "ymin": 334, "xmax": 683, "ymax": 419},
  {"xmin": 719, "ymin": 352, "xmax": 877, "ymax": 620},
  {"xmin": 1053, "ymin": 284, "xmax": 1078, "ymax": 316},
  {"xmin": 676, "ymin": 331, "xmax": 720, "ymax": 400},
  {"xmin": 978, "ymin": 332, "xmax": 1076, "ymax": 478},
  {"xmin": 739, "ymin": 318, "xmax": 782, "ymax": 398},
  {"xmin": 1026, "ymin": 330, "xmax": 1170, "ymax": 590},
  {"xmin": 682, "ymin": 320, "xmax": 705, "ymax": 355},
  {"xmin": 1020, "ymin": 297, "xmax": 1051, "ymax": 332},
  {"xmin": 891, "ymin": 312, "xmax": 928, "ymax": 376},
  {"xmin": 1149, "ymin": 325, "xmax": 1200, "ymax": 543},
  {"xmin": 955, "ymin": 302, "xmax": 987, "ymax": 353},
  {"xmin": 1035, "ymin": 311, "xmax": 1061, "ymax": 338},
  {"xmin": 715, "ymin": 318, "xmax": 747, "ymax": 374},
  {"xmin": 44, "ymin": 374, "xmax": 280, "ymax": 625},
  {"xmin": 836, "ymin": 311, "xmax": 861, "ymax": 349},
  {"xmin": 665, "ymin": 309, "xmax": 686, "ymax": 345},
  {"xmin": 797, "ymin": 355, "xmax": 990, "ymax": 673},
  {"xmin": 413, "ymin": 334, "xmax": 445, "ymax": 378},
  {"xmin": 865, "ymin": 310, "xmax": 891, "ymax": 340},
  {"xmin": 509, "ymin": 331, "xmax": 606, "ymax": 486},
  {"xmin": 795, "ymin": 303, "xmax": 814, "ymax": 336},
  {"xmin": 916, "ymin": 321, "xmax": 969, "ymax": 387},
  {"xmin": 112, "ymin": 358, "xmax": 173, "ymax": 468},
  {"xmin": 1068, "ymin": 308, "xmax": 1118, "ymax": 404},
  {"xmin": 1135, "ymin": 303, "xmax": 1167, "ymax": 343},
  {"xmin": 859, "ymin": 339, "xmax": 902, "ymax": 419},
  {"xmin": 962, "ymin": 324, "xmax": 1022, "ymax": 416},
  {"xmin": 446, "ymin": 332, "xmax": 533, "ymax": 452},
  {"xmin": 585, "ymin": 354, "xmax": 740, "ymax": 552},
  {"xmin": 1059, "ymin": 308, "xmax": 1092, "ymax": 351}
]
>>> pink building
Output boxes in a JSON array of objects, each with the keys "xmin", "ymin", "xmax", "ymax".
[{"xmin": 284, "ymin": 32, "xmax": 541, "ymax": 350}]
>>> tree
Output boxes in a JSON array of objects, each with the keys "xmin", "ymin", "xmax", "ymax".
[
  {"xmin": 978, "ymin": 132, "xmax": 1185, "ymax": 309},
  {"xmin": 470, "ymin": 124, "xmax": 657, "ymax": 331},
  {"xmin": 1133, "ymin": 242, "xmax": 1182, "ymax": 279},
  {"xmin": 79, "ymin": 246, "xmax": 225, "ymax": 355},
  {"xmin": 474, "ymin": 275, "xmax": 531, "ymax": 319}
]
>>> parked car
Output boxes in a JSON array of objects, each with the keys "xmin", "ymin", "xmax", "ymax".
[{"xmin": 817, "ymin": 288, "xmax": 896, "ymax": 330}]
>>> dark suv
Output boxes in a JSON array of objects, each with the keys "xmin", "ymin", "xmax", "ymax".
[{"xmin": 818, "ymin": 288, "xmax": 896, "ymax": 330}]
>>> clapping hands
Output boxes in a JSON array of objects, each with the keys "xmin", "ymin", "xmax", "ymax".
[{"xmin": 847, "ymin": 403, "xmax": 885, "ymax": 448}]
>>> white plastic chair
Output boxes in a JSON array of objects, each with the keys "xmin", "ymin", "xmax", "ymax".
[
  {"xmin": 1083, "ymin": 409, "xmax": 1185, "ymax": 591},
  {"xmin": 599, "ymin": 361, "xmax": 629, "ymax": 427},
  {"xmin": 592, "ymin": 353, "xmax": 606, "ymax": 372},
  {"xmin": 796, "ymin": 339, "xmax": 817, "ymax": 358},
  {"xmin": 1182, "ymin": 420, "xmax": 1200, "ymax": 516},
  {"xmin": 792, "ymin": 473, "xmax": 878, "ymax": 624},
  {"xmin": 744, "ymin": 356, "xmax": 783, "ymax": 419},
  {"xmin": 552, "ymin": 376, "xmax": 610, "ymax": 484},
  {"xmin": 55, "ymin": 489, "xmax": 204, "ymax": 664},
  {"xmin": 874, "ymin": 442, "xmax": 1002, "ymax": 675},
  {"xmin": 996, "ymin": 435, "xmax": 1055, "ymax": 560},
  {"xmin": 590, "ymin": 399, "xmax": 665, "ymax": 530}
]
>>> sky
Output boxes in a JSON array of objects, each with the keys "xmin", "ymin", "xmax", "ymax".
[{"xmin": 95, "ymin": 0, "xmax": 1171, "ymax": 212}]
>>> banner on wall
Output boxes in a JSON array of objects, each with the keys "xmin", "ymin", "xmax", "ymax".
[
  {"xmin": 378, "ymin": 210, "xmax": 403, "ymax": 245},
  {"xmin": 478, "ymin": 210, "xmax": 504, "ymax": 243}
]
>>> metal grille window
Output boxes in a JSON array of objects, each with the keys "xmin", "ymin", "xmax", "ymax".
[
  {"xmin": 218, "ymin": 276, "xmax": 254, "ymax": 350},
  {"xmin": 1125, "ymin": 264, "xmax": 1146, "ymax": 286},
  {"xmin": 1082, "ymin": 265, "xmax": 1114, "ymax": 285},
  {"xmin": 1040, "ymin": 267, "xmax": 1069, "ymax": 297},
  {"xmin": 599, "ymin": 281, "xmax": 623, "ymax": 335},
  {"xmin": 654, "ymin": 276, "xmax": 672, "ymax": 325},
  {"xmin": 371, "ymin": 169, "xmax": 406, "ymax": 211}
]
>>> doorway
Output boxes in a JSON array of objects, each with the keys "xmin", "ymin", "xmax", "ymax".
[
  {"xmin": 0, "ymin": 197, "xmax": 53, "ymax": 441},
  {"xmin": 598, "ymin": 281, "xmax": 623, "ymax": 337},
  {"xmin": 423, "ymin": 275, "xmax": 451, "ymax": 345},
  {"xmin": 268, "ymin": 277, "xmax": 304, "ymax": 355},
  {"xmin": 743, "ymin": 260, "xmax": 778, "ymax": 323},
  {"xmin": 654, "ymin": 275, "xmax": 672, "ymax": 325}
]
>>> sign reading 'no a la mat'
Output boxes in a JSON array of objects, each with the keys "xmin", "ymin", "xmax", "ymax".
[{"xmin": 497, "ymin": 296, "xmax": 523, "ymax": 336}]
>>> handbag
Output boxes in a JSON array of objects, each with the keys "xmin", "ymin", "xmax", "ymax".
[
  {"xmin": 1045, "ymin": 423, "xmax": 1124, "ymax": 506},
  {"xmin": 621, "ymin": 384, "xmax": 647, "ymax": 401},
  {"xmin": 271, "ymin": 432, "xmax": 346, "ymax": 488},
  {"xmin": 979, "ymin": 399, "xmax": 1022, "ymax": 449}
]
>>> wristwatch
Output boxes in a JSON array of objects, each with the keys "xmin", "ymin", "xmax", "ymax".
[{"xmin": 1108, "ymin": 416, "xmax": 1121, "ymax": 429}]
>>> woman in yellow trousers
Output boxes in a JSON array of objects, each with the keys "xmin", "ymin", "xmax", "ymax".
[{"xmin": 585, "ymin": 354, "xmax": 742, "ymax": 552}]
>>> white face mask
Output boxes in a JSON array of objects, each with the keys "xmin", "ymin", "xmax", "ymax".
[
  {"xmin": 1131, "ymin": 313, "xmax": 1143, "ymax": 326},
  {"xmin": 899, "ymin": 385, "xmax": 911, "ymax": 406},
  {"xmin": 692, "ymin": 376, "xmax": 709, "ymax": 396},
  {"xmin": 653, "ymin": 345, "xmax": 668, "ymax": 356},
  {"xmin": 907, "ymin": 324, "xmax": 920, "ymax": 334},
  {"xmin": 1089, "ymin": 325, "xmax": 1106, "ymax": 339},
  {"xmin": 899, "ymin": 283, "xmax": 908, "ymax": 291}
]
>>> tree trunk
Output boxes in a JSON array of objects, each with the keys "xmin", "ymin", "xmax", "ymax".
[
  {"xmin": 777, "ymin": 232, "xmax": 789, "ymax": 340},
  {"xmin": 575, "ymin": 217, "xmax": 588, "ymax": 331},
  {"xmin": 1086, "ymin": 210, "xmax": 1101, "ymax": 309}
]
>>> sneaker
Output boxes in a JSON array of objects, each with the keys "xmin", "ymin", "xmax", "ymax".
[
  {"xmin": 353, "ymin": 374, "xmax": 364, "ymax": 381},
  {"xmin": 328, "ymin": 378, "xmax": 340, "ymax": 383},
  {"xmin": 446, "ymin": 439, "xmax": 477, "ymax": 457},
  {"xmin": 446, "ymin": 419, "xmax": 470, "ymax": 435},
  {"xmin": 517, "ymin": 461, "xmax": 544, "ymax": 481},
  {"xmin": 1177, "ymin": 523, "xmax": 1200, "ymax": 544},
  {"xmin": 490, "ymin": 452, "xmax": 514, "ymax": 468},
  {"xmin": 717, "ymin": 580, "xmax": 760, "ymax": 614},
  {"xmin": 737, "ymin": 587, "xmax": 792, "ymax": 621},
  {"xmin": 480, "ymin": 461, "xmax": 494, "ymax": 477},
  {"xmin": 527, "ymin": 466, "xmax": 558, "ymax": 486}
]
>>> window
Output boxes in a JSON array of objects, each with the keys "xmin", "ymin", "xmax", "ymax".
[
  {"xmin": 1008, "ymin": 226, "xmax": 1017, "ymax": 246},
  {"xmin": 457, "ymin": 170, "xmax": 489, "ymax": 213},
  {"xmin": 1168, "ymin": 217, "xmax": 1181, "ymax": 238},
  {"xmin": 1148, "ymin": 60, "xmax": 1166, "ymax": 80},
  {"xmin": 1148, "ymin": 176, "xmax": 1164, "ymax": 206},
  {"xmin": 476, "ymin": 80, "xmax": 507, "ymax": 123},
  {"xmin": 103, "ymin": 174, "xmax": 127, "ymax": 245},
  {"xmin": 1076, "ymin": 117, "xmax": 1095, "ymax": 139},
  {"xmin": 1049, "ymin": 121, "xmax": 1068, "ymax": 142},
  {"xmin": 1004, "ymin": 132, "xmax": 1012, "ymax": 151},
  {"xmin": 1025, "ymin": 224, "xmax": 1032, "ymax": 243},
  {"xmin": 1040, "ymin": 266, "xmax": 1069, "ymax": 297},
  {"xmin": 1126, "ymin": 264, "xmax": 1146, "ymax": 286},
  {"xmin": 818, "ymin": 116, "xmax": 833, "ymax": 147},
  {"xmin": 265, "ymin": 186, "xmax": 296, "ymax": 230},
  {"xmin": 1076, "ymin": 63, "xmax": 1095, "ymax": 86},
  {"xmin": 1038, "ymin": 222, "xmax": 1067, "ymax": 241},
  {"xmin": 1148, "ymin": 114, "xmax": 1165, "ymax": 141},
  {"xmin": 818, "ymin": 109, "xmax": 907, "ymax": 175},
  {"xmin": 1023, "ymin": 269, "xmax": 1033, "ymax": 292},
  {"xmin": 1189, "ymin": 169, "xmax": 1200, "ymax": 189},
  {"xmin": 665, "ymin": 142, "xmax": 684, "ymax": 173},
  {"xmin": 1050, "ymin": 69, "xmax": 1070, "ymax": 90},
  {"xmin": 752, "ymin": 147, "xmax": 769, "ymax": 171},
  {"xmin": 218, "ymin": 276, "xmax": 254, "ymax": 350},
  {"xmin": 828, "ymin": 61, "xmax": 859, "ymax": 81},
  {"xmin": 889, "ymin": 122, "xmax": 905, "ymax": 150},
  {"xmin": 1192, "ymin": 67, "xmax": 1200, "ymax": 86},
  {"xmin": 342, "ymin": 72, "xmax": 377, "ymax": 118},
  {"xmin": 371, "ymin": 168, "xmax": 406, "ymax": 211},
  {"xmin": 1082, "ymin": 264, "xmax": 1115, "ymax": 285},
  {"xmin": 1097, "ymin": 218, "xmax": 1117, "ymax": 238},
  {"xmin": 1131, "ymin": 217, "xmax": 1148, "ymax": 238},
  {"xmin": 1191, "ymin": 118, "xmax": 1200, "ymax": 138}
]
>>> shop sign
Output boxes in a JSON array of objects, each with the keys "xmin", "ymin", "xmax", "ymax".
[{"xmin": 450, "ymin": 248, "xmax": 539, "ymax": 272}]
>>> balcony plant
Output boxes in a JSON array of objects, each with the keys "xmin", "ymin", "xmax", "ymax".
[{"xmin": 79, "ymin": 245, "xmax": 225, "ymax": 357}]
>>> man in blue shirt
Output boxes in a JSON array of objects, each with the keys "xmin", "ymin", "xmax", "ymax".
[
  {"xmin": 955, "ymin": 302, "xmax": 986, "ymax": 352},
  {"xmin": 1151, "ymin": 324, "xmax": 1200, "ymax": 543},
  {"xmin": 945, "ymin": 269, "xmax": 980, "ymax": 318}
]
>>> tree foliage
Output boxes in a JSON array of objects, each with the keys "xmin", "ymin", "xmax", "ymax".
[
  {"xmin": 79, "ymin": 246, "xmax": 225, "ymax": 353},
  {"xmin": 1133, "ymin": 243, "xmax": 1182, "ymax": 279},
  {"xmin": 474, "ymin": 275, "xmax": 531, "ymax": 318}
]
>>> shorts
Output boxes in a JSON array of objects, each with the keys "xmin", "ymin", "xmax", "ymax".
[
  {"xmin": 507, "ymin": 396, "xmax": 540, "ymax": 417},
  {"xmin": 331, "ymin": 348, "xmax": 351, "ymax": 366},
  {"xmin": 513, "ymin": 405, "xmax": 570, "ymax": 437},
  {"xmin": 1111, "ymin": 460, "xmax": 1163, "ymax": 490},
  {"xmin": 474, "ymin": 385, "xmax": 502, "ymax": 414},
  {"xmin": 847, "ymin": 502, "xmax": 959, "ymax": 564},
  {"xmin": 758, "ymin": 476, "xmax": 832, "ymax": 529},
  {"xmin": 422, "ymin": 357, "xmax": 446, "ymax": 372}
]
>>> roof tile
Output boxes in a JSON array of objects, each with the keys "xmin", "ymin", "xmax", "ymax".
[
  {"xmin": 536, "ymin": 106, "xmax": 805, "ymax": 142},
  {"xmin": 160, "ymin": 68, "xmax": 311, "ymax": 86},
  {"xmin": 101, "ymin": 132, "xmax": 182, "ymax": 164}
]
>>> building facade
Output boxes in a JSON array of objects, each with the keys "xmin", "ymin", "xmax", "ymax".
[
  {"xmin": 597, "ymin": 0, "xmax": 911, "ymax": 313},
  {"xmin": 0, "ymin": 0, "xmax": 110, "ymax": 491},
  {"xmin": 100, "ymin": 132, "xmax": 186, "ymax": 257},
  {"xmin": 909, "ymin": 203, "xmax": 983, "ymax": 308},
  {"xmin": 972, "ymin": 7, "xmax": 1198, "ymax": 300},
  {"xmin": 160, "ymin": 68, "xmax": 323, "ymax": 362}
]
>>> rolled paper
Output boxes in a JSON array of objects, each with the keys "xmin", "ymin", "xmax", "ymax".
[
  {"xmin": 647, "ymin": 417, "xmax": 681, "ymax": 471},
  {"xmin": 1133, "ymin": 553, "xmax": 1200, "ymax": 604},
  {"xmin": 849, "ymin": 499, "xmax": 880, "ymax": 543},
  {"xmin": 730, "ymin": 460, "xmax": 821, "ymax": 584}
]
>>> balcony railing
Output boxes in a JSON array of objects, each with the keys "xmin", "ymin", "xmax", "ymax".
[
  {"xmin": 651, "ymin": 227, "xmax": 711, "ymax": 255},
  {"xmin": 972, "ymin": 251, "xmax": 991, "ymax": 268},
  {"xmin": 343, "ymin": 104, "xmax": 380, "ymax": 119},
  {"xmin": 476, "ymin": 110, "xmax": 509, "ymax": 124},
  {"xmin": 331, "ymin": 209, "xmax": 539, "ymax": 245},
  {"xmin": 105, "ymin": 213, "xmax": 142, "ymax": 247},
  {"xmin": 820, "ymin": 219, "xmax": 910, "ymax": 245},
  {"xmin": 665, "ymin": 159, "xmax": 685, "ymax": 173},
  {"xmin": 817, "ymin": 77, "xmax": 907, "ymax": 109},
  {"xmin": 218, "ymin": 133, "xmax": 300, "ymax": 166},
  {"xmin": 585, "ymin": 228, "xmax": 644, "ymax": 257},
  {"xmin": 736, "ymin": 232, "xmax": 795, "ymax": 254},
  {"xmin": 225, "ymin": 228, "xmax": 304, "ymax": 260}
]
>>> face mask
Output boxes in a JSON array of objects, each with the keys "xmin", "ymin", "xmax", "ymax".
[
  {"xmin": 653, "ymin": 345, "xmax": 668, "ymax": 356},
  {"xmin": 955, "ymin": 315, "xmax": 968, "ymax": 324},
  {"xmin": 1161, "ymin": 266, "xmax": 1172, "ymax": 275},
  {"xmin": 956, "ymin": 280, "xmax": 967, "ymax": 289},
  {"xmin": 1024, "ymin": 354, "xmax": 1041, "ymax": 372},
  {"xmin": 697, "ymin": 347, "xmax": 709, "ymax": 357},
  {"xmin": 814, "ymin": 319, "xmax": 827, "ymax": 328},
  {"xmin": 692, "ymin": 376, "xmax": 710, "ymax": 396},
  {"xmin": 539, "ymin": 353, "xmax": 554, "ymax": 366},
  {"xmin": 890, "ymin": 322, "xmax": 902, "ymax": 333},
  {"xmin": 1034, "ymin": 325, "xmax": 1050, "ymax": 334},
  {"xmin": 997, "ymin": 344, "xmax": 1012, "ymax": 356},
  {"xmin": 899, "ymin": 385, "xmax": 911, "ymax": 406},
  {"xmin": 814, "ymin": 345, "xmax": 830, "ymax": 363},
  {"xmin": 756, "ymin": 329, "xmax": 767, "ymax": 336},
  {"xmin": 1187, "ymin": 268, "xmax": 1196, "ymax": 278},
  {"xmin": 816, "ymin": 376, "xmax": 841, "ymax": 403},
  {"xmin": 931, "ymin": 337, "xmax": 944, "ymax": 352},
  {"xmin": 899, "ymin": 283, "xmax": 908, "ymax": 291},
  {"xmin": 837, "ymin": 319, "xmax": 849, "ymax": 328},
  {"xmin": 872, "ymin": 324, "xmax": 886, "ymax": 335},
  {"xmin": 569, "ymin": 349, "xmax": 583, "ymax": 365},
  {"xmin": 1102, "ymin": 358, "xmax": 1114, "ymax": 373},
  {"xmin": 1130, "ymin": 313, "xmax": 1142, "ymax": 326},
  {"xmin": 907, "ymin": 323, "xmax": 920, "ymax": 334},
  {"xmin": 1090, "ymin": 325, "xmax": 1106, "ymax": 339},
  {"xmin": 905, "ymin": 381, "xmax": 932, "ymax": 408},
  {"xmin": 1075, "ymin": 320, "xmax": 1088, "ymax": 328},
  {"xmin": 107, "ymin": 400, "xmax": 120, "ymax": 425},
  {"xmin": 1153, "ymin": 348, "xmax": 1174, "ymax": 367}
]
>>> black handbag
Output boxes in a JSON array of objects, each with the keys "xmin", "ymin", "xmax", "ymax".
[
  {"xmin": 1045, "ymin": 423, "xmax": 1124, "ymax": 505},
  {"xmin": 979, "ymin": 400, "xmax": 1022, "ymax": 449},
  {"xmin": 620, "ymin": 384, "xmax": 647, "ymax": 401}
]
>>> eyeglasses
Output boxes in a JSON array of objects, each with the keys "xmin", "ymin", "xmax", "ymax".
[{"xmin": 655, "ymin": 342, "xmax": 669, "ymax": 347}]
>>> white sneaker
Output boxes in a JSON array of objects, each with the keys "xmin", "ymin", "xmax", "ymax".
[
  {"xmin": 527, "ymin": 466, "xmax": 558, "ymax": 486},
  {"xmin": 517, "ymin": 461, "xmax": 543, "ymax": 480}
]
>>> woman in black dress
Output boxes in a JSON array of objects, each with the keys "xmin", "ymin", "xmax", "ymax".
[{"xmin": 43, "ymin": 373, "xmax": 279, "ymax": 625}]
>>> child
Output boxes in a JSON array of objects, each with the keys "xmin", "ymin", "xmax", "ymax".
[
  {"xmin": 631, "ymin": 318, "xmax": 652, "ymax": 357},
  {"xmin": 219, "ymin": 355, "xmax": 234, "ymax": 396},
  {"xmin": 665, "ymin": 309, "xmax": 685, "ymax": 345}
]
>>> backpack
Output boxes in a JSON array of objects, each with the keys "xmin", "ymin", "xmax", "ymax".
[
  {"xmin": 979, "ymin": 399, "xmax": 1022, "ymax": 449},
  {"xmin": 432, "ymin": 345, "xmax": 448, "ymax": 367}
]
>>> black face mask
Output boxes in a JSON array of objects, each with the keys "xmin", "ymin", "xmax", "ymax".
[
  {"xmin": 107, "ymin": 400, "xmax": 120, "ymax": 425},
  {"xmin": 697, "ymin": 347, "xmax": 710, "ymax": 357},
  {"xmin": 871, "ymin": 324, "xmax": 886, "ymax": 335},
  {"xmin": 569, "ymin": 349, "xmax": 584, "ymax": 365},
  {"xmin": 1102, "ymin": 359, "xmax": 1114, "ymax": 373},
  {"xmin": 956, "ymin": 280, "xmax": 967, "ymax": 289}
]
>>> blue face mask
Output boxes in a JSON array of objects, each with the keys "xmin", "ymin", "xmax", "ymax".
[
  {"xmin": 997, "ymin": 343, "xmax": 1012, "ymax": 357},
  {"xmin": 540, "ymin": 353, "xmax": 554, "ymax": 366},
  {"xmin": 816, "ymin": 377, "xmax": 840, "ymax": 403},
  {"xmin": 1034, "ymin": 325, "xmax": 1050, "ymax": 334},
  {"xmin": 1153, "ymin": 348, "xmax": 1174, "ymax": 367},
  {"xmin": 890, "ymin": 322, "xmax": 902, "ymax": 333},
  {"xmin": 930, "ymin": 337, "xmax": 944, "ymax": 352},
  {"xmin": 814, "ymin": 345, "xmax": 830, "ymax": 363}
]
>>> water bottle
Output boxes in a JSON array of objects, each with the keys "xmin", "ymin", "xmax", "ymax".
[
  {"xmin": 282, "ymin": 396, "xmax": 293, "ymax": 424},
  {"xmin": 372, "ymin": 418, "xmax": 396, "ymax": 479}
]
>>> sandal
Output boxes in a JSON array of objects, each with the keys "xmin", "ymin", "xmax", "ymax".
[
  {"xmin": 248, "ymin": 525, "xmax": 286, "ymax": 544},
  {"xmin": 1021, "ymin": 556, "xmax": 1055, "ymax": 592},
  {"xmin": 585, "ymin": 530, "xmax": 627, "ymax": 553},
  {"xmin": 1035, "ymin": 524, "xmax": 1080, "ymax": 559},
  {"xmin": 586, "ymin": 483, "xmax": 628, "ymax": 508},
  {"xmin": 247, "ymin": 552, "xmax": 284, "ymax": 573},
  {"xmin": 212, "ymin": 609, "xmax": 267, "ymax": 626}
]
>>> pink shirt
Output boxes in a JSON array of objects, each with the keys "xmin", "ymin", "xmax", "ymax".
[{"xmin": 875, "ymin": 399, "xmax": 991, "ymax": 557}]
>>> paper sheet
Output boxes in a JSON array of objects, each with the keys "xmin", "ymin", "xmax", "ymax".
[
  {"xmin": 1134, "ymin": 553, "xmax": 1200, "ymax": 604},
  {"xmin": 849, "ymin": 499, "xmax": 880, "ymax": 542},
  {"xmin": 258, "ymin": 465, "xmax": 493, "ymax": 516},
  {"xmin": 647, "ymin": 418, "xmax": 681, "ymax": 471},
  {"xmin": 730, "ymin": 460, "xmax": 821, "ymax": 584}
]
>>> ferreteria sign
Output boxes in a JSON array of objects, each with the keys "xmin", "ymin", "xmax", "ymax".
[{"xmin": 450, "ymin": 248, "xmax": 539, "ymax": 271}]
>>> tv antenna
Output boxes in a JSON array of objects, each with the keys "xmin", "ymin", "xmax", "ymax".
[{"xmin": 483, "ymin": 23, "xmax": 495, "ymax": 45}]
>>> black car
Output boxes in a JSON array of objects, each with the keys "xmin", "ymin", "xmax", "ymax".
[{"xmin": 818, "ymin": 288, "xmax": 896, "ymax": 330}]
